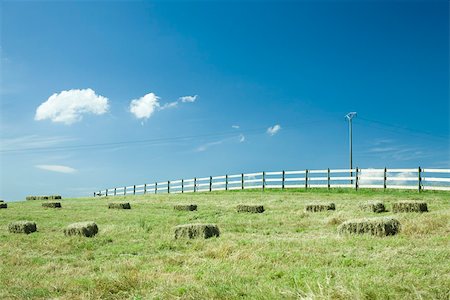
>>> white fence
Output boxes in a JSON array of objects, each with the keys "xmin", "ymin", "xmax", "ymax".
[{"xmin": 94, "ymin": 167, "xmax": 450, "ymax": 197}]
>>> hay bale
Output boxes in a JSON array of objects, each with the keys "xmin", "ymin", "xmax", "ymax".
[
  {"xmin": 338, "ymin": 217, "xmax": 400, "ymax": 236},
  {"xmin": 26, "ymin": 195, "xmax": 62, "ymax": 201},
  {"xmin": 236, "ymin": 205, "xmax": 265, "ymax": 213},
  {"xmin": 393, "ymin": 201, "xmax": 428, "ymax": 213},
  {"xmin": 8, "ymin": 221, "xmax": 37, "ymax": 234},
  {"xmin": 174, "ymin": 204, "xmax": 197, "ymax": 211},
  {"xmin": 64, "ymin": 222, "xmax": 98, "ymax": 237},
  {"xmin": 42, "ymin": 202, "xmax": 62, "ymax": 208},
  {"xmin": 0, "ymin": 203, "xmax": 7, "ymax": 209},
  {"xmin": 305, "ymin": 203, "xmax": 335, "ymax": 212},
  {"xmin": 359, "ymin": 201, "xmax": 386, "ymax": 213},
  {"xmin": 108, "ymin": 202, "xmax": 131, "ymax": 209},
  {"xmin": 174, "ymin": 224, "xmax": 220, "ymax": 239}
]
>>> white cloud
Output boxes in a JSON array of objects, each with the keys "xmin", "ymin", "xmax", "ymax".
[
  {"xmin": 35, "ymin": 164, "xmax": 76, "ymax": 174},
  {"xmin": 160, "ymin": 101, "xmax": 178, "ymax": 110},
  {"xmin": 232, "ymin": 125, "xmax": 240, "ymax": 129},
  {"xmin": 129, "ymin": 92, "xmax": 160, "ymax": 120},
  {"xmin": 129, "ymin": 93, "xmax": 197, "ymax": 120},
  {"xmin": 195, "ymin": 140, "xmax": 224, "ymax": 152},
  {"xmin": 35, "ymin": 88, "xmax": 109, "ymax": 125},
  {"xmin": 179, "ymin": 95, "xmax": 197, "ymax": 103},
  {"xmin": 239, "ymin": 134, "xmax": 245, "ymax": 143},
  {"xmin": 267, "ymin": 124, "xmax": 281, "ymax": 136}
]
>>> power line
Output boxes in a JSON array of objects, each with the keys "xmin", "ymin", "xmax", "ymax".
[
  {"xmin": 0, "ymin": 121, "xmax": 322, "ymax": 154},
  {"xmin": 358, "ymin": 117, "xmax": 449, "ymax": 140}
]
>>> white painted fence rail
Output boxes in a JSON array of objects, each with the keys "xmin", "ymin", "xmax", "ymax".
[{"xmin": 94, "ymin": 167, "xmax": 450, "ymax": 197}]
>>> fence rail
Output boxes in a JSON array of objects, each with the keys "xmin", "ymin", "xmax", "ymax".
[{"xmin": 94, "ymin": 167, "xmax": 450, "ymax": 197}]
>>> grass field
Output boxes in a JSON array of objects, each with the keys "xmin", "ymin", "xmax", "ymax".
[{"xmin": 1, "ymin": 189, "xmax": 449, "ymax": 299}]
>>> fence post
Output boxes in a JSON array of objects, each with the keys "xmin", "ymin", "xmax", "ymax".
[
  {"xmin": 168, "ymin": 181, "xmax": 170, "ymax": 194},
  {"xmin": 194, "ymin": 178, "xmax": 197, "ymax": 192},
  {"xmin": 144, "ymin": 184, "xmax": 147, "ymax": 194},
  {"xmin": 241, "ymin": 173, "xmax": 244, "ymax": 190},
  {"xmin": 181, "ymin": 179, "xmax": 184, "ymax": 194},
  {"xmin": 155, "ymin": 182, "xmax": 157, "ymax": 194},
  {"xmin": 305, "ymin": 169, "xmax": 308, "ymax": 190},
  {"xmin": 383, "ymin": 167, "xmax": 387, "ymax": 191},
  {"xmin": 93, "ymin": 192, "xmax": 96, "ymax": 197},
  {"xmin": 418, "ymin": 166, "xmax": 422, "ymax": 192},
  {"xmin": 282, "ymin": 170, "xmax": 285, "ymax": 189},
  {"xmin": 133, "ymin": 185, "xmax": 136, "ymax": 195},
  {"xmin": 124, "ymin": 186, "xmax": 126, "ymax": 195},
  {"xmin": 106, "ymin": 189, "xmax": 108, "ymax": 197},
  {"xmin": 209, "ymin": 176, "xmax": 212, "ymax": 192},
  {"xmin": 225, "ymin": 175, "xmax": 228, "ymax": 191},
  {"xmin": 114, "ymin": 188, "xmax": 116, "ymax": 196},
  {"xmin": 355, "ymin": 167, "xmax": 359, "ymax": 191},
  {"xmin": 327, "ymin": 168, "xmax": 330, "ymax": 190},
  {"xmin": 262, "ymin": 171, "xmax": 265, "ymax": 191}
]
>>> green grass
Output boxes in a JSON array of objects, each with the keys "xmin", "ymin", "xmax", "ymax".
[{"xmin": 0, "ymin": 188, "xmax": 449, "ymax": 299}]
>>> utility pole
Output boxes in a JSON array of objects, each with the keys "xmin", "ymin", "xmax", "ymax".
[{"xmin": 345, "ymin": 112, "xmax": 357, "ymax": 184}]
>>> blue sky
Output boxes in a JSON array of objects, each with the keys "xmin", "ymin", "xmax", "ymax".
[{"xmin": 1, "ymin": 0, "xmax": 448, "ymax": 200}]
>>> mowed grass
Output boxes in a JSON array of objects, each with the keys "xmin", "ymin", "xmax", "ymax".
[{"xmin": 0, "ymin": 189, "xmax": 449, "ymax": 299}]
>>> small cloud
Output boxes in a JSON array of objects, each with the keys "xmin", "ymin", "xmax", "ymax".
[
  {"xmin": 129, "ymin": 92, "xmax": 160, "ymax": 120},
  {"xmin": 195, "ymin": 140, "xmax": 223, "ymax": 152},
  {"xmin": 160, "ymin": 101, "xmax": 178, "ymax": 110},
  {"xmin": 267, "ymin": 124, "xmax": 281, "ymax": 136},
  {"xmin": 35, "ymin": 164, "xmax": 76, "ymax": 174},
  {"xmin": 239, "ymin": 134, "xmax": 245, "ymax": 143},
  {"xmin": 179, "ymin": 95, "xmax": 197, "ymax": 103},
  {"xmin": 232, "ymin": 125, "xmax": 240, "ymax": 129},
  {"xmin": 35, "ymin": 88, "xmax": 109, "ymax": 125}
]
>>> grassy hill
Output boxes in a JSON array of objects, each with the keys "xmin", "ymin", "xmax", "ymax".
[{"xmin": 0, "ymin": 189, "xmax": 449, "ymax": 299}]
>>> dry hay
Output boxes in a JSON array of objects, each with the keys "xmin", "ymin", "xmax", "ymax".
[
  {"xmin": 393, "ymin": 201, "xmax": 428, "ymax": 213},
  {"xmin": 108, "ymin": 202, "xmax": 131, "ymax": 209},
  {"xmin": 26, "ymin": 195, "xmax": 62, "ymax": 201},
  {"xmin": 359, "ymin": 201, "xmax": 386, "ymax": 213},
  {"xmin": 0, "ymin": 203, "xmax": 7, "ymax": 209},
  {"xmin": 305, "ymin": 203, "xmax": 335, "ymax": 212},
  {"xmin": 174, "ymin": 204, "xmax": 197, "ymax": 211},
  {"xmin": 236, "ymin": 205, "xmax": 265, "ymax": 213},
  {"xmin": 64, "ymin": 221, "xmax": 98, "ymax": 237},
  {"xmin": 8, "ymin": 221, "xmax": 37, "ymax": 234},
  {"xmin": 174, "ymin": 224, "xmax": 220, "ymax": 239},
  {"xmin": 42, "ymin": 202, "xmax": 62, "ymax": 208},
  {"xmin": 338, "ymin": 217, "xmax": 400, "ymax": 237}
]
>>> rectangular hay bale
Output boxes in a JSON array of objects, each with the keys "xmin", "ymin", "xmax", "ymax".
[
  {"xmin": 108, "ymin": 202, "xmax": 131, "ymax": 209},
  {"xmin": 174, "ymin": 204, "xmax": 197, "ymax": 211},
  {"xmin": 338, "ymin": 217, "xmax": 400, "ymax": 236},
  {"xmin": 305, "ymin": 203, "xmax": 335, "ymax": 212},
  {"xmin": 393, "ymin": 201, "xmax": 428, "ymax": 213},
  {"xmin": 64, "ymin": 221, "xmax": 98, "ymax": 237},
  {"xmin": 42, "ymin": 202, "xmax": 62, "ymax": 208},
  {"xmin": 0, "ymin": 203, "xmax": 7, "ymax": 209},
  {"xmin": 359, "ymin": 201, "xmax": 386, "ymax": 213},
  {"xmin": 174, "ymin": 224, "xmax": 220, "ymax": 239},
  {"xmin": 26, "ymin": 195, "xmax": 62, "ymax": 201},
  {"xmin": 8, "ymin": 221, "xmax": 37, "ymax": 234},
  {"xmin": 236, "ymin": 205, "xmax": 265, "ymax": 213}
]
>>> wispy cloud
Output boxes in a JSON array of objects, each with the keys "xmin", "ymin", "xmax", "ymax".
[
  {"xmin": 0, "ymin": 135, "xmax": 75, "ymax": 152},
  {"xmin": 35, "ymin": 164, "xmax": 76, "ymax": 174},
  {"xmin": 179, "ymin": 95, "xmax": 197, "ymax": 103},
  {"xmin": 267, "ymin": 124, "xmax": 281, "ymax": 136},
  {"xmin": 195, "ymin": 140, "xmax": 224, "ymax": 152},
  {"xmin": 35, "ymin": 88, "xmax": 109, "ymax": 125},
  {"xmin": 232, "ymin": 125, "xmax": 240, "ymax": 129},
  {"xmin": 239, "ymin": 134, "xmax": 245, "ymax": 143}
]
